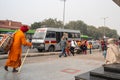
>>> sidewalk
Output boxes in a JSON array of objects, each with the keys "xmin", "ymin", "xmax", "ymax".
[{"xmin": 0, "ymin": 52, "xmax": 104, "ymax": 80}]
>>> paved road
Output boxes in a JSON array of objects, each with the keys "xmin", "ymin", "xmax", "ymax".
[{"xmin": 0, "ymin": 50, "xmax": 104, "ymax": 80}]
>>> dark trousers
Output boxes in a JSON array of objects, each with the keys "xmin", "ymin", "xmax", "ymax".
[
  {"xmin": 70, "ymin": 47, "xmax": 75, "ymax": 56},
  {"xmin": 90, "ymin": 48, "xmax": 92, "ymax": 54}
]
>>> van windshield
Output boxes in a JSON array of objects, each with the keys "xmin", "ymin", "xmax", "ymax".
[{"xmin": 33, "ymin": 32, "xmax": 45, "ymax": 39}]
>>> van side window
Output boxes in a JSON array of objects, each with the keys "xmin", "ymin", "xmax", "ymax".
[
  {"xmin": 72, "ymin": 33, "xmax": 74, "ymax": 38},
  {"xmin": 77, "ymin": 33, "xmax": 80, "ymax": 38},
  {"xmin": 46, "ymin": 31, "xmax": 55, "ymax": 38},
  {"xmin": 74, "ymin": 33, "xmax": 80, "ymax": 38},
  {"xmin": 68, "ymin": 33, "xmax": 72, "ymax": 38}
]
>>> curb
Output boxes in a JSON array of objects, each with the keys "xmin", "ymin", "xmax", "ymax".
[
  {"xmin": 0, "ymin": 49, "xmax": 100, "ymax": 60},
  {"xmin": 26, "ymin": 52, "xmax": 60, "ymax": 57},
  {"xmin": 0, "ymin": 52, "xmax": 60, "ymax": 60}
]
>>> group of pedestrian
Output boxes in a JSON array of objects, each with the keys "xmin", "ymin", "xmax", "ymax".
[
  {"xmin": 58, "ymin": 35, "xmax": 94, "ymax": 58},
  {"xmin": 58, "ymin": 35, "xmax": 78, "ymax": 57}
]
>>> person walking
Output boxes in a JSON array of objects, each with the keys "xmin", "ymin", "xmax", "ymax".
[
  {"xmin": 105, "ymin": 38, "xmax": 120, "ymax": 64},
  {"xmin": 89, "ymin": 42, "xmax": 92, "ymax": 54},
  {"xmin": 65, "ymin": 38, "xmax": 70, "ymax": 56},
  {"xmin": 101, "ymin": 40, "xmax": 107, "ymax": 59},
  {"xmin": 81, "ymin": 40, "xmax": 87, "ymax": 55},
  {"xmin": 103, "ymin": 43, "xmax": 107, "ymax": 59},
  {"xmin": 4, "ymin": 25, "xmax": 32, "ymax": 72},
  {"xmin": 58, "ymin": 36, "xmax": 67, "ymax": 57},
  {"xmin": 77, "ymin": 41, "xmax": 82, "ymax": 54}
]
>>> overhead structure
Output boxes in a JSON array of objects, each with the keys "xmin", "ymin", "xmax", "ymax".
[{"xmin": 113, "ymin": 0, "xmax": 120, "ymax": 7}]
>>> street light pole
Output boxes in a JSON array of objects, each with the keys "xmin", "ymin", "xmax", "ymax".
[
  {"xmin": 61, "ymin": 0, "xmax": 66, "ymax": 29},
  {"xmin": 103, "ymin": 17, "xmax": 108, "ymax": 38}
]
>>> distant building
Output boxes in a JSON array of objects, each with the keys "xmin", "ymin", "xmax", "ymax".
[{"xmin": 0, "ymin": 20, "xmax": 23, "ymax": 29}]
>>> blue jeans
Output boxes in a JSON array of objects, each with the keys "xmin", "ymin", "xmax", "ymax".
[
  {"xmin": 103, "ymin": 50, "xmax": 106, "ymax": 58},
  {"xmin": 59, "ymin": 47, "xmax": 67, "ymax": 57}
]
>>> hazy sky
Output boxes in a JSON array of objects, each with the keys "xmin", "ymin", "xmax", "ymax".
[{"xmin": 0, "ymin": 0, "xmax": 120, "ymax": 35}]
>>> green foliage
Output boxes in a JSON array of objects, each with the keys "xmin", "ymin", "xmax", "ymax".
[
  {"xmin": 41, "ymin": 18, "xmax": 63, "ymax": 28},
  {"xmin": 87, "ymin": 25, "xmax": 102, "ymax": 39},
  {"xmin": 31, "ymin": 18, "xmax": 63, "ymax": 29},
  {"xmin": 98, "ymin": 27, "xmax": 119, "ymax": 39},
  {"xmin": 65, "ymin": 20, "xmax": 87, "ymax": 34},
  {"xmin": 31, "ymin": 22, "xmax": 42, "ymax": 29}
]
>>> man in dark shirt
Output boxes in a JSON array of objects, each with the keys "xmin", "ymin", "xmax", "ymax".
[{"xmin": 58, "ymin": 36, "xmax": 67, "ymax": 57}]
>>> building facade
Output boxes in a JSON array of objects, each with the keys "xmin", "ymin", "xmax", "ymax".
[{"xmin": 0, "ymin": 20, "xmax": 23, "ymax": 29}]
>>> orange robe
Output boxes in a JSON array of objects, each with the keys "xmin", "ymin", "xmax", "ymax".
[{"xmin": 5, "ymin": 30, "xmax": 32, "ymax": 68}]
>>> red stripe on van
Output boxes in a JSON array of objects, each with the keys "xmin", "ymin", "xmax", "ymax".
[
  {"xmin": 51, "ymin": 41, "xmax": 56, "ymax": 43},
  {"xmin": 45, "ymin": 40, "xmax": 57, "ymax": 44},
  {"xmin": 45, "ymin": 41, "xmax": 49, "ymax": 43}
]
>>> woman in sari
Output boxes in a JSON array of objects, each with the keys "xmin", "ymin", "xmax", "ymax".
[{"xmin": 105, "ymin": 38, "xmax": 120, "ymax": 64}]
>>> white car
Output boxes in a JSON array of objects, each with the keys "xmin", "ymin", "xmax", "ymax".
[{"xmin": 88, "ymin": 41, "xmax": 100, "ymax": 49}]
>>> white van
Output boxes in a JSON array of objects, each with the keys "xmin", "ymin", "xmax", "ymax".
[{"xmin": 32, "ymin": 27, "xmax": 81, "ymax": 52}]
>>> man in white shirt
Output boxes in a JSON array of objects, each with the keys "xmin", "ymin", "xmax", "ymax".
[{"xmin": 70, "ymin": 39, "xmax": 77, "ymax": 56}]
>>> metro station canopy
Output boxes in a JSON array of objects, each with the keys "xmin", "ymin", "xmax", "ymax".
[{"xmin": 113, "ymin": 0, "xmax": 120, "ymax": 7}]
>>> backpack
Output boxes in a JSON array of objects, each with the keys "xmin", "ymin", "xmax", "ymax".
[{"xmin": 0, "ymin": 32, "xmax": 15, "ymax": 53}]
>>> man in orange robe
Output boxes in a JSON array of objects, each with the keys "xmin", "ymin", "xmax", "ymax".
[{"xmin": 4, "ymin": 25, "xmax": 32, "ymax": 72}]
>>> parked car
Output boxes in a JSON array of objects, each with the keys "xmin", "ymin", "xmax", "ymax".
[{"xmin": 87, "ymin": 41, "xmax": 100, "ymax": 49}]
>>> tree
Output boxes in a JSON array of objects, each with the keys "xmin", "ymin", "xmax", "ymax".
[
  {"xmin": 87, "ymin": 25, "xmax": 102, "ymax": 39},
  {"xmin": 41, "ymin": 18, "xmax": 63, "ymax": 28},
  {"xmin": 98, "ymin": 27, "xmax": 119, "ymax": 38},
  {"xmin": 30, "ymin": 22, "xmax": 42, "ymax": 29},
  {"xmin": 65, "ymin": 20, "xmax": 87, "ymax": 35}
]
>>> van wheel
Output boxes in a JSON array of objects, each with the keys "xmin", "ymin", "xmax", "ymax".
[
  {"xmin": 37, "ymin": 49, "xmax": 43, "ymax": 52},
  {"xmin": 48, "ymin": 46, "xmax": 55, "ymax": 52}
]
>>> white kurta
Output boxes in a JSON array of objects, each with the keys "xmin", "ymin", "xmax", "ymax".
[{"xmin": 106, "ymin": 44, "xmax": 120, "ymax": 64}]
